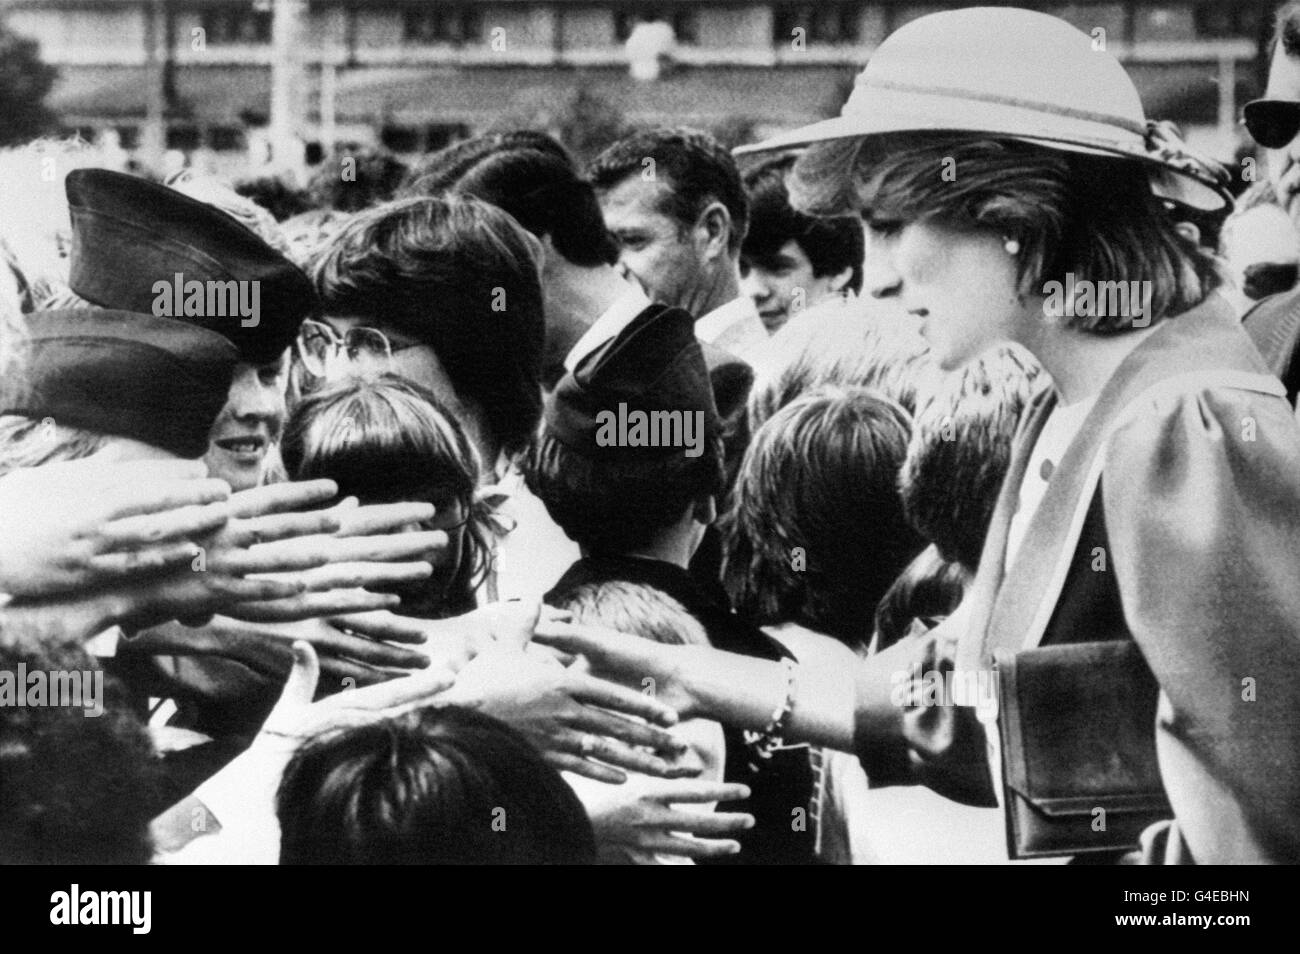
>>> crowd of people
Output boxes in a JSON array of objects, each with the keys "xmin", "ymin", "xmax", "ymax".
[{"xmin": 2, "ymin": 4, "xmax": 1300, "ymax": 866}]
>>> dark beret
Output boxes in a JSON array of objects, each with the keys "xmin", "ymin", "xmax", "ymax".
[
  {"xmin": 545, "ymin": 303, "xmax": 719, "ymax": 458},
  {"xmin": 0, "ymin": 308, "xmax": 239, "ymax": 459},
  {"xmin": 66, "ymin": 169, "xmax": 318, "ymax": 366}
]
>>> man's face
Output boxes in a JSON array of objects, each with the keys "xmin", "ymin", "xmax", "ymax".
[
  {"xmin": 740, "ymin": 239, "xmax": 844, "ymax": 333},
  {"xmin": 598, "ymin": 177, "xmax": 708, "ymax": 310},
  {"xmin": 203, "ymin": 356, "xmax": 288, "ymax": 492},
  {"xmin": 1264, "ymin": 49, "xmax": 1300, "ymax": 230}
]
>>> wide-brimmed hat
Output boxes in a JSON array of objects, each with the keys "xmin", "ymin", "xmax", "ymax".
[{"xmin": 735, "ymin": 6, "xmax": 1231, "ymax": 211}]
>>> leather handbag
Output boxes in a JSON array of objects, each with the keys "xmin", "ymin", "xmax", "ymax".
[{"xmin": 994, "ymin": 640, "xmax": 1172, "ymax": 859}]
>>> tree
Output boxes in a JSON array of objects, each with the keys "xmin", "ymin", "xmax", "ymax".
[{"xmin": 0, "ymin": 20, "xmax": 58, "ymax": 147}]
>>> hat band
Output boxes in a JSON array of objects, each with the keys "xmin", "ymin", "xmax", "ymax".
[{"xmin": 858, "ymin": 77, "xmax": 1148, "ymax": 138}]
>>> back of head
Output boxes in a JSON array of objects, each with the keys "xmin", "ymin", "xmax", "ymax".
[
  {"xmin": 589, "ymin": 127, "xmax": 749, "ymax": 253},
  {"xmin": 746, "ymin": 295, "xmax": 934, "ymax": 431},
  {"xmin": 276, "ymin": 706, "xmax": 595, "ymax": 864},
  {"xmin": 309, "ymin": 194, "xmax": 546, "ymax": 456},
  {"xmin": 307, "ymin": 148, "xmax": 408, "ymax": 213},
  {"xmin": 900, "ymin": 345, "xmax": 1046, "ymax": 572},
  {"xmin": 446, "ymin": 146, "xmax": 617, "ymax": 267},
  {"xmin": 722, "ymin": 385, "xmax": 924, "ymax": 647},
  {"xmin": 555, "ymin": 580, "xmax": 710, "ymax": 647},
  {"xmin": 0, "ymin": 637, "xmax": 158, "ymax": 864},
  {"xmin": 741, "ymin": 154, "xmax": 864, "ymax": 294}
]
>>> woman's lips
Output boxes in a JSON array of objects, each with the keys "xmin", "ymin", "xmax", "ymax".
[{"xmin": 212, "ymin": 435, "xmax": 267, "ymax": 464}]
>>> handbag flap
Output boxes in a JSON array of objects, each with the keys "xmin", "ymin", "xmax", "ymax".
[{"xmin": 996, "ymin": 641, "xmax": 1167, "ymax": 817}]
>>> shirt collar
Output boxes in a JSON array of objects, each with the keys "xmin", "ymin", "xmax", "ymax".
[{"xmin": 694, "ymin": 295, "xmax": 761, "ymax": 344}]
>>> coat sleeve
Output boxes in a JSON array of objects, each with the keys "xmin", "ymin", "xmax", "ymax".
[{"xmin": 1103, "ymin": 385, "xmax": 1300, "ymax": 863}]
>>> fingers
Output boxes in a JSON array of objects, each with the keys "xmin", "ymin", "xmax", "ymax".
[
  {"xmin": 317, "ymin": 659, "xmax": 394, "ymax": 687},
  {"xmin": 229, "ymin": 480, "xmax": 339, "ymax": 519},
  {"xmin": 273, "ymin": 641, "xmax": 321, "ymax": 713},
  {"xmin": 224, "ymin": 510, "xmax": 343, "ymax": 549},
  {"xmin": 87, "ymin": 542, "xmax": 205, "ymax": 577},
  {"xmin": 532, "ymin": 621, "xmax": 658, "ymax": 673},
  {"xmin": 101, "ymin": 478, "xmax": 233, "ymax": 521},
  {"xmin": 634, "ymin": 832, "xmax": 742, "ymax": 859},
  {"xmin": 270, "ymin": 531, "xmax": 447, "ymax": 566},
  {"xmin": 297, "ymin": 625, "xmax": 431, "ymax": 670},
  {"xmin": 223, "ymin": 589, "xmax": 401, "ymax": 623},
  {"xmin": 644, "ymin": 781, "xmax": 752, "ymax": 805},
  {"xmin": 332, "ymin": 502, "xmax": 436, "ymax": 537},
  {"xmin": 288, "ymin": 561, "xmax": 433, "ymax": 592},
  {"xmin": 563, "ymin": 731, "xmax": 698, "ymax": 780},
  {"xmin": 568, "ymin": 704, "xmax": 686, "ymax": 756},
  {"xmin": 97, "ymin": 501, "xmax": 231, "ymax": 550},
  {"xmin": 327, "ymin": 611, "xmax": 429, "ymax": 645},
  {"xmin": 334, "ymin": 664, "xmax": 458, "ymax": 711},
  {"xmin": 567, "ymin": 670, "xmax": 678, "ymax": 727},
  {"xmin": 644, "ymin": 808, "xmax": 755, "ymax": 837},
  {"xmin": 544, "ymin": 751, "xmax": 628, "ymax": 785}
]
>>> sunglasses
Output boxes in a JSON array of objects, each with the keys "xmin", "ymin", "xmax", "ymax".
[
  {"xmin": 297, "ymin": 318, "xmax": 422, "ymax": 378},
  {"xmin": 1243, "ymin": 99, "xmax": 1300, "ymax": 149}
]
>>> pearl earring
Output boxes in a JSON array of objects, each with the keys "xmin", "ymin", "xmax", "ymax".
[{"xmin": 1004, "ymin": 237, "xmax": 1021, "ymax": 255}]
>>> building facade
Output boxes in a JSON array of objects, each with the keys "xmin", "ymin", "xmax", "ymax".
[{"xmin": 0, "ymin": 0, "xmax": 1277, "ymax": 176}]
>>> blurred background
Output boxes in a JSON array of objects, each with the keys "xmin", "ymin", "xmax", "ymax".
[{"xmin": 0, "ymin": 0, "xmax": 1280, "ymax": 188}]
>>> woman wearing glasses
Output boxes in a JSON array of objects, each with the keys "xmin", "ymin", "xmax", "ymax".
[{"xmin": 536, "ymin": 7, "xmax": 1300, "ymax": 864}]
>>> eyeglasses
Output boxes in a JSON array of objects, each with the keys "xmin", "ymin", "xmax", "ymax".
[
  {"xmin": 1242, "ymin": 99, "xmax": 1300, "ymax": 150},
  {"xmin": 296, "ymin": 318, "xmax": 422, "ymax": 378}
]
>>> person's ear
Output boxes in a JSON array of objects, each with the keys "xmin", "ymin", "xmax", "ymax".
[
  {"xmin": 828, "ymin": 265, "xmax": 854, "ymax": 293},
  {"xmin": 537, "ymin": 232, "xmax": 559, "ymax": 276},
  {"xmin": 696, "ymin": 201, "xmax": 732, "ymax": 261}
]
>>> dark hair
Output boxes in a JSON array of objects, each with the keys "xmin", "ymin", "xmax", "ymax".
[
  {"xmin": 741, "ymin": 154, "xmax": 864, "ymax": 293},
  {"xmin": 791, "ymin": 134, "xmax": 1219, "ymax": 329},
  {"xmin": 588, "ymin": 127, "xmax": 749, "ymax": 253},
  {"xmin": 900, "ymin": 345, "xmax": 1044, "ymax": 572},
  {"xmin": 438, "ymin": 146, "xmax": 617, "ymax": 267},
  {"xmin": 872, "ymin": 546, "xmax": 968, "ymax": 653},
  {"xmin": 308, "ymin": 149, "xmax": 409, "ymax": 213},
  {"xmin": 1276, "ymin": 1, "xmax": 1300, "ymax": 58},
  {"xmin": 281, "ymin": 373, "xmax": 494, "ymax": 615},
  {"xmin": 0, "ymin": 638, "xmax": 158, "ymax": 864},
  {"xmin": 403, "ymin": 132, "xmax": 574, "ymax": 197},
  {"xmin": 528, "ymin": 430, "xmax": 725, "ymax": 555},
  {"xmin": 235, "ymin": 175, "xmax": 314, "ymax": 222},
  {"xmin": 722, "ymin": 386, "xmax": 925, "ymax": 649},
  {"xmin": 309, "ymin": 194, "xmax": 545, "ymax": 456},
  {"xmin": 276, "ymin": 706, "xmax": 596, "ymax": 864}
]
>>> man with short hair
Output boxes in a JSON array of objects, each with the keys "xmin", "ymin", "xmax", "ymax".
[
  {"xmin": 588, "ymin": 128, "xmax": 768, "ymax": 358},
  {"xmin": 739, "ymin": 154, "xmax": 863, "ymax": 333}
]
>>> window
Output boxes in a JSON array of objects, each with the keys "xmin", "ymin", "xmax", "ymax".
[
  {"xmin": 615, "ymin": 8, "xmax": 699, "ymax": 46},
  {"xmin": 381, "ymin": 126, "xmax": 421, "ymax": 153},
  {"xmin": 403, "ymin": 5, "xmax": 484, "ymax": 44},
  {"xmin": 774, "ymin": 3, "xmax": 861, "ymax": 45},
  {"xmin": 167, "ymin": 126, "xmax": 202, "ymax": 151},
  {"xmin": 1194, "ymin": 3, "xmax": 1265, "ymax": 40},
  {"xmin": 209, "ymin": 126, "xmax": 245, "ymax": 152},
  {"xmin": 200, "ymin": 6, "xmax": 273, "ymax": 45}
]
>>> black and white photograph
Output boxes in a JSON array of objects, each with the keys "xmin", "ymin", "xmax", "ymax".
[{"xmin": 0, "ymin": 0, "xmax": 1294, "ymax": 908}]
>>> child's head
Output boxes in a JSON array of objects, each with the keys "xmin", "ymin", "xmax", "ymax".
[
  {"xmin": 722, "ymin": 385, "xmax": 924, "ymax": 650},
  {"xmin": 282, "ymin": 373, "xmax": 492, "ymax": 616},
  {"xmin": 277, "ymin": 706, "xmax": 596, "ymax": 864}
]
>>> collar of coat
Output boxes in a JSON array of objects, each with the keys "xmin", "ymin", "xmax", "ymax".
[{"xmin": 955, "ymin": 293, "xmax": 1286, "ymax": 673}]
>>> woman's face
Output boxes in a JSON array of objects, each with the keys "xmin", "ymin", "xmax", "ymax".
[{"xmin": 879, "ymin": 218, "xmax": 1028, "ymax": 371}]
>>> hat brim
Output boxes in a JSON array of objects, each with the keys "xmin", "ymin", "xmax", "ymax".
[{"xmin": 734, "ymin": 98, "xmax": 1229, "ymax": 211}]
